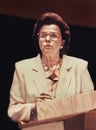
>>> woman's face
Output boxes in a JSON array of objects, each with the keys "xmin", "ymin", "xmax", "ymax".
[{"xmin": 38, "ymin": 24, "xmax": 64, "ymax": 55}]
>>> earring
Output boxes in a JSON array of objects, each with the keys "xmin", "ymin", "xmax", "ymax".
[
  {"xmin": 60, "ymin": 44, "xmax": 63, "ymax": 49},
  {"xmin": 60, "ymin": 40, "xmax": 65, "ymax": 49}
]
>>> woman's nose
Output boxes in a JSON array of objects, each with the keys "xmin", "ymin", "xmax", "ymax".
[{"xmin": 46, "ymin": 35, "xmax": 51, "ymax": 41}]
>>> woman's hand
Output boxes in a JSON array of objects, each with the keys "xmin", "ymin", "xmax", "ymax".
[{"xmin": 37, "ymin": 93, "xmax": 53, "ymax": 102}]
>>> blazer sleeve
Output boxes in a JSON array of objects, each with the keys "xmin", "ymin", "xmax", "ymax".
[{"xmin": 7, "ymin": 63, "xmax": 35, "ymax": 122}]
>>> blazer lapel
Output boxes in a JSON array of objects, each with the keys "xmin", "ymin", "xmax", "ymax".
[
  {"xmin": 31, "ymin": 54, "xmax": 73, "ymax": 97},
  {"xmin": 56, "ymin": 55, "xmax": 73, "ymax": 98},
  {"xmin": 31, "ymin": 55, "xmax": 48, "ymax": 94}
]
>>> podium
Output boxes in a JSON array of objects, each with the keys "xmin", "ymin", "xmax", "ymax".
[{"xmin": 19, "ymin": 91, "xmax": 96, "ymax": 130}]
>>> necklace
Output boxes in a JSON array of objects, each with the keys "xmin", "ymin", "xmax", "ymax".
[{"xmin": 42, "ymin": 59, "xmax": 62, "ymax": 71}]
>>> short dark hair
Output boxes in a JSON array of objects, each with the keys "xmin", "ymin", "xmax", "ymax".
[{"xmin": 32, "ymin": 12, "xmax": 71, "ymax": 57}]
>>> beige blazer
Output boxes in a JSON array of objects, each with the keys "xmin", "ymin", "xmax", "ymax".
[{"xmin": 8, "ymin": 54, "xmax": 94, "ymax": 122}]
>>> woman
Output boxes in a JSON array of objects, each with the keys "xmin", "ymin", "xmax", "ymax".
[{"xmin": 7, "ymin": 12, "xmax": 94, "ymax": 124}]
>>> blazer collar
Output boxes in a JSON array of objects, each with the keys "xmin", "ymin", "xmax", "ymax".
[{"xmin": 31, "ymin": 54, "xmax": 73, "ymax": 97}]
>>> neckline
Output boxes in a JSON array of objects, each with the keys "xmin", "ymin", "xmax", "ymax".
[{"xmin": 42, "ymin": 59, "xmax": 62, "ymax": 71}]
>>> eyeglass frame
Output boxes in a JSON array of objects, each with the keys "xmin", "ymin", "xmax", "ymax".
[{"xmin": 37, "ymin": 32, "xmax": 61, "ymax": 41}]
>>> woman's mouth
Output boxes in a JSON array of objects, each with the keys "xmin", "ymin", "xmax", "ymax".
[{"xmin": 45, "ymin": 45, "xmax": 52, "ymax": 48}]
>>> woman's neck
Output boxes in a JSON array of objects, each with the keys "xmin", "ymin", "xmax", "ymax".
[{"xmin": 41, "ymin": 54, "xmax": 60, "ymax": 68}]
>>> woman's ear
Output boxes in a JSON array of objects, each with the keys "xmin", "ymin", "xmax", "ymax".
[{"xmin": 60, "ymin": 40, "xmax": 65, "ymax": 49}]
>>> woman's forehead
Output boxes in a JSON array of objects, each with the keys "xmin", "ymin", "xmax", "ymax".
[{"xmin": 39, "ymin": 24, "xmax": 61, "ymax": 32}]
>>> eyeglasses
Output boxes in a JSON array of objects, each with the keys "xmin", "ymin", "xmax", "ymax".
[{"xmin": 38, "ymin": 32, "xmax": 60, "ymax": 41}]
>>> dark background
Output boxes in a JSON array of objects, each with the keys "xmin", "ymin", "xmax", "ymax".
[{"xmin": 0, "ymin": 14, "xmax": 96, "ymax": 130}]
